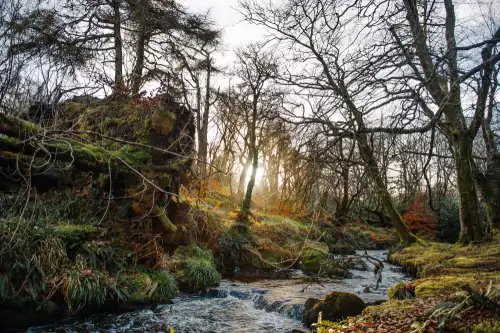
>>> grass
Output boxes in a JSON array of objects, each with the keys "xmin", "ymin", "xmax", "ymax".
[
  {"xmin": 172, "ymin": 245, "xmax": 221, "ymax": 292},
  {"xmin": 176, "ymin": 258, "xmax": 222, "ymax": 292}
]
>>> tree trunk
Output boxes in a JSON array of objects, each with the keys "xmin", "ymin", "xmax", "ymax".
[
  {"xmin": 197, "ymin": 61, "xmax": 211, "ymax": 178},
  {"xmin": 474, "ymin": 154, "xmax": 500, "ymax": 231},
  {"xmin": 113, "ymin": 0, "xmax": 124, "ymax": 92},
  {"xmin": 131, "ymin": 8, "xmax": 147, "ymax": 95},
  {"xmin": 452, "ymin": 135, "xmax": 485, "ymax": 243},
  {"xmin": 242, "ymin": 147, "xmax": 258, "ymax": 215},
  {"xmin": 238, "ymin": 151, "xmax": 252, "ymax": 200},
  {"xmin": 334, "ymin": 161, "xmax": 350, "ymax": 224},
  {"xmin": 357, "ymin": 134, "xmax": 418, "ymax": 244},
  {"xmin": 241, "ymin": 94, "xmax": 259, "ymax": 216}
]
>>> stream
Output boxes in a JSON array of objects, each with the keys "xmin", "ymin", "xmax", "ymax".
[{"xmin": 26, "ymin": 250, "xmax": 410, "ymax": 333}]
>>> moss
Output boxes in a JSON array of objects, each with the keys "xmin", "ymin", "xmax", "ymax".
[
  {"xmin": 54, "ymin": 224, "xmax": 101, "ymax": 240},
  {"xmin": 151, "ymin": 112, "xmax": 176, "ymax": 135},
  {"xmin": 301, "ymin": 248, "xmax": 348, "ymax": 277},
  {"xmin": 388, "ymin": 282, "xmax": 415, "ymax": 300},
  {"xmin": 116, "ymin": 144, "xmax": 151, "ymax": 164},
  {"xmin": 389, "ymin": 231, "xmax": 500, "ymax": 298},
  {"xmin": 470, "ymin": 319, "xmax": 500, "ymax": 333},
  {"xmin": 153, "ymin": 206, "xmax": 177, "ymax": 233}
]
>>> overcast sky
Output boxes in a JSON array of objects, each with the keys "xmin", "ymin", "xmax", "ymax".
[{"xmin": 180, "ymin": 0, "xmax": 268, "ymax": 65}]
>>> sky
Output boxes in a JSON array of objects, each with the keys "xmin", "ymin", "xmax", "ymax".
[{"xmin": 180, "ymin": 0, "xmax": 268, "ymax": 65}]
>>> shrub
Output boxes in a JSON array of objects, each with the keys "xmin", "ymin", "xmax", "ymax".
[
  {"xmin": 403, "ymin": 198, "xmax": 437, "ymax": 238},
  {"xmin": 436, "ymin": 196, "xmax": 460, "ymax": 242},
  {"xmin": 217, "ymin": 229, "xmax": 252, "ymax": 270}
]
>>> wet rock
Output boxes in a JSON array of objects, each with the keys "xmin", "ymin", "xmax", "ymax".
[
  {"xmin": 229, "ymin": 290, "xmax": 250, "ymax": 299},
  {"xmin": 207, "ymin": 289, "xmax": 227, "ymax": 298},
  {"xmin": 303, "ymin": 292, "xmax": 366, "ymax": 326},
  {"xmin": 340, "ymin": 257, "xmax": 369, "ymax": 271},
  {"xmin": 291, "ymin": 330, "xmax": 307, "ymax": 333}
]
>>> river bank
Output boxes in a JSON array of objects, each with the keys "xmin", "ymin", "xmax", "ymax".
[
  {"xmin": 314, "ymin": 231, "xmax": 500, "ymax": 332},
  {"xmin": 24, "ymin": 250, "xmax": 407, "ymax": 333}
]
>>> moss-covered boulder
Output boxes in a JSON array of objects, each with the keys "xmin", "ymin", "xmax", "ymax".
[
  {"xmin": 388, "ymin": 282, "xmax": 415, "ymax": 300},
  {"xmin": 300, "ymin": 249, "xmax": 348, "ymax": 277},
  {"xmin": 303, "ymin": 291, "xmax": 366, "ymax": 326}
]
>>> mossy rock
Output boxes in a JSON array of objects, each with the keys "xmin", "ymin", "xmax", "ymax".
[
  {"xmin": 301, "ymin": 249, "xmax": 348, "ymax": 278},
  {"xmin": 302, "ymin": 291, "xmax": 366, "ymax": 326},
  {"xmin": 388, "ymin": 282, "xmax": 415, "ymax": 300}
]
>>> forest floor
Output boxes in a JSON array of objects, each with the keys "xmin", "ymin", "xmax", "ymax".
[
  {"xmin": 315, "ymin": 232, "xmax": 500, "ymax": 333},
  {"xmin": 182, "ymin": 185, "xmax": 399, "ymax": 273}
]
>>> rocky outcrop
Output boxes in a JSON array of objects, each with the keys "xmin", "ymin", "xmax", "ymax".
[{"xmin": 303, "ymin": 291, "xmax": 366, "ymax": 326}]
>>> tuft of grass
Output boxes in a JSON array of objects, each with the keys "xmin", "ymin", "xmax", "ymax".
[
  {"xmin": 130, "ymin": 271, "xmax": 178, "ymax": 302},
  {"xmin": 63, "ymin": 269, "xmax": 130, "ymax": 310},
  {"xmin": 176, "ymin": 258, "xmax": 221, "ymax": 293}
]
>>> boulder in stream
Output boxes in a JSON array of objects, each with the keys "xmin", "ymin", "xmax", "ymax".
[{"xmin": 303, "ymin": 291, "xmax": 366, "ymax": 326}]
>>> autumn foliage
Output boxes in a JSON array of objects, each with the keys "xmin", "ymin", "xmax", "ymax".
[{"xmin": 402, "ymin": 198, "xmax": 437, "ymax": 237}]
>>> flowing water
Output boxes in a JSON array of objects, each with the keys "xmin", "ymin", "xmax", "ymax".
[{"xmin": 27, "ymin": 250, "xmax": 410, "ymax": 333}]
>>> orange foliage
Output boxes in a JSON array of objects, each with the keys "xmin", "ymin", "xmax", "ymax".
[{"xmin": 403, "ymin": 198, "xmax": 437, "ymax": 237}]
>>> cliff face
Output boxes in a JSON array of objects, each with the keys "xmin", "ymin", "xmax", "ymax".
[{"xmin": 0, "ymin": 95, "xmax": 197, "ymax": 329}]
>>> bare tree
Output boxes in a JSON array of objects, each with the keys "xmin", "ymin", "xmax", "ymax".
[{"xmin": 239, "ymin": 0, "xmax": 419, "ymax": 243}]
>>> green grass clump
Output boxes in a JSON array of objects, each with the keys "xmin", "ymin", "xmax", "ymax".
[
  {"xmin": 176, "ymin": 258, "xmax": 221, "ymax": 292},
  {"xmin": 172, "ymin": 245, "xmax": 221, "ymax": 292},
  {"xmin": 63, "ymin": 269, "xmax": 130, "ymax": 310},
  {"xmin": 312, "ymin": 319, "xmax": 344, "ymax": 333},
  {"xmin": 131, "ymin": 271, "xmax": 178, "ymax": 302},
  {"xmin": 149, "ymin": 271, "xmax": 178, "ymax": 300}
]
